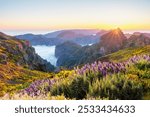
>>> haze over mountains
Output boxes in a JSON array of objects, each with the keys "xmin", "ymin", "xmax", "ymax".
[{"xmin": 16, "ymin": 29, "xmax": 108, "ymax": 46}]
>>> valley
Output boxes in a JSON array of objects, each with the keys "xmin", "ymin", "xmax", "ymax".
[{"xmin": 33, "ymin": 45, "xmax": 57, "ymax": 66}]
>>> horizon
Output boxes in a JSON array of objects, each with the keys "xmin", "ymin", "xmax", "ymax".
[
  {"xmin": 0, "ymin": 0, "xmax": 150, "ymax": 34},
  {"xmin": 1, "ymin": 29, "xmax": 150, "ymax": 36}
]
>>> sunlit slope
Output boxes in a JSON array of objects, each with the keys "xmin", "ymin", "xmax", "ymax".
[
  {"xmin": 0, "ymin": 32, "xmax": 55, "ymax": 96},
  {"xmin": 99, "ymin": 45, "xmax": 150, "ymax": 62}
]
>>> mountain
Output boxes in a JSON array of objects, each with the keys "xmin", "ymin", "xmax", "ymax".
[
  {"xmin": 55, "ymin": 41, "xmax": 102, "ymax": 68},
  {"xmin": 55, "ymin": 28, "xmax": 149, "ymax": 68},
  {"xmin": 0, "ymin": 32, "xmax": 54, "ymax": 72},
  {"xmin": 55, "ymin": 28, "xmax": 127, "ymax": 68},
  {"xmin": 143, "ymin": 33, "xmax": 150, "ymax": 38},
  {"xmin": 15, "ymin": 34, "xmax": 61, "ymax": 46},
  {"xmin": 55, "ymin": 41, "xmax": 82, "ymax": 58},
  {"xmin": 125, "ymin": 32, "xmax": 150, "ymax": 39},
  {"xmin": 124, "ymin": 33, "xmax": 132, "ymax": 38},
  {"xmin": 55, "ymin": 41, "xmax": 82, "ymax": 66},
  {"xmin": 99, "ymin": 28, "xmax": 127, "ymax": 55},
  {"xmin": 15, "ymin": 28, "xmax": 150, "ymax": 69},
  {"xmin": 45, "ymin": 29, "xmax": 101, "ymax": 38},
  {"xmin": 56, "ymin": 31, "xmax": 83, "ymax": 39},
  {"xmin": 15, "ymin": 33, "xmax": 45, "ymax": 41},
  {"xmin": 46, "ymin": 29, "xmax": 108, "ymax": 45},
  {"xmin": 16, "ymin": 29, "xmax": 107, "ymax": 46},
  {"xmin": 124, "ymin": 33, "xmax": 150, "ymax": 48}
]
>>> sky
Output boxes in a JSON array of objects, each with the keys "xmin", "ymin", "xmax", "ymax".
[{"xmin": 0, "ymin": 0, "xmax": 150, "ymax": 35}]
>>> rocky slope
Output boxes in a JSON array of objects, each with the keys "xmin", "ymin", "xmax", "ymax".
[
  {"xmin": 55, "ymin": 41, "xmax": 82, "ymax": 58},
  {"xmin": 0, "ymin": 32, "xmax": 54, "ymax": 72},
  {"xmin": 55, "ymin": 41, "xmax": 82, "ymax": 66},
  {"xmin": 124, "ymin": 33, "xmax": 150, "ymax": 48},
  {"xmin": 55, "ymin": 41, "xmax": 101, "ymax": 68}
]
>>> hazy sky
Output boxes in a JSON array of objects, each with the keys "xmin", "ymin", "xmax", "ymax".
[{"xmin": 0, "ymin": 0, "xmax": 150, "ymax": 35}]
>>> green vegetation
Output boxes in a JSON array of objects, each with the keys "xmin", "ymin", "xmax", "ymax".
[
  {"xmin": 99, "ymin": 45, "xmax": 150, "ymax": 62},
  {"xmin": 0, "ymin": 62, "xmax": 53, "ymax": 97},
  {"xmin": 1, "ymin": 53, "xmax": 150, "ymax": 100},
  {"xmin": 50, "ymin": 62, "xmax": 149, "ymax": 100},
  {"xmin": 6, "ymin": 55, "xmax": 147, "ymax": 100}
]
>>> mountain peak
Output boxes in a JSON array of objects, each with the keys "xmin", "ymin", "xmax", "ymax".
[
  {"xmin": 99, "ymin": 28, "xmax": 126, "ymax": 54},
  {"xmin": 115, "ymin": 27, "xmax": 121, "ymax": 31},
  {"xmin": 111, "ymin": 28, "xmax": 123, "ymax": 36}
]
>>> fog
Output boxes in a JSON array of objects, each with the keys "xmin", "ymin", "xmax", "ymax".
[{"xmin": 33, "ymin": 45, "xmax": 57, "ymax": 66}]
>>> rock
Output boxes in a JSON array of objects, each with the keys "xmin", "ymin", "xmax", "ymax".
[{"xmin": 0, "ymin": 32, "xmax": 55, "ymax": 72}]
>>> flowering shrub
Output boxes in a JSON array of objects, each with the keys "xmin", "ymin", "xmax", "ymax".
[
  {"xmin": 75, "ymin": 55, "xmax": 150, "ymax": 78},
  {"xmin": 21, "ymin": 79, "xmax": 56, "ymax": 97},
  {"xmin": 88, "ymin": 74, "xmax": 143, "ymax": 100},
  {"xmin": 1, "ymin": 93, "xmax": 67, "ymax": 100},
  {"xmin": 58, "ymin": 55, "xmax": 149, "ymax": 99}
]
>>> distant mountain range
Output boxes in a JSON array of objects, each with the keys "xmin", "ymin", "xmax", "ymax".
[
  {"xmin": 125, "ymin": 32, "xmax": 150, "ymax": 38},
  {"xmin": 55, "ymin": 28, "xmax": 150, "ymax": 68},
  {"xmin": 15, "ymin": 29, "xmax": 108, "ymax": 46}
]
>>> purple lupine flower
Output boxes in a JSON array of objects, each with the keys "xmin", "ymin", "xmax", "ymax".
[
  {"xmin": 74, "ymin": 55, "xmax": 149, "ymax": 80},
  {"xmin": 21, "ymin": 78, "xmax": 56, "ymax": 96}
]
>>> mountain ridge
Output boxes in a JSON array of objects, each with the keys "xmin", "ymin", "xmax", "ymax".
[
  {"xmin": 16, "ymin": 29, "xmax": 108, "ymax": 46},
  {"xmin": 55, "ymin": 28, "xmax": 150, "ymax": 68}
]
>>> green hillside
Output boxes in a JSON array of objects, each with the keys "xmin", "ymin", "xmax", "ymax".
[{"xmin": 99, "ymin": 45, "xmax": 150, "ymax": 62}]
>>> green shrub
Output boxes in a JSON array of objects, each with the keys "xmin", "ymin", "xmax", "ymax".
[
  {"xmin": 127, "ymin": 61, "xmax": 150, "ymax": 79},
  {"xmin": 51, "ymin": 76, "xmax": 90, "ymax": 99},
  {"xmin": 69, "ymin": 76, "xmax": 90, "ymax": 99},
  {"xmin": 88, "ymin": 74, "xmax": 144, "ymax": 100},
  {"xmin": 135, "ymin": 61, "xmax": 150, "ymax": 70},
  {"xmin": 51, "ymin": 79, "xmax": 72, "ymax": 98}
]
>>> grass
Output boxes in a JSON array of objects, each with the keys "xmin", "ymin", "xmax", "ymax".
[
  {"xmin": 0, "ymin": 62, "xmax": 53, "ymax": 96},
  {"xmin": 99, "ymin": 45, "xmax": 150, "ymax": 62}
]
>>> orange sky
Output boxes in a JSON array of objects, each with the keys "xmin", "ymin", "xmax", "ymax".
[{"xmin": 0, "ymin": 0, "xmax": 150, "ymax": 34}]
